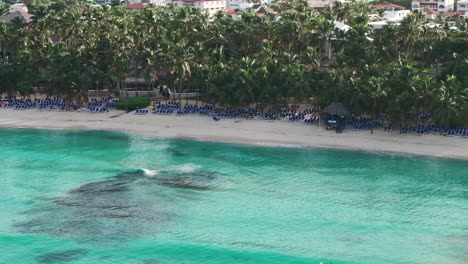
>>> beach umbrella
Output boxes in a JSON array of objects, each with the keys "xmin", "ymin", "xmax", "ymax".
[{"xmin": 322, "ymin": 102, "xmax": 349, "ymax": 115}]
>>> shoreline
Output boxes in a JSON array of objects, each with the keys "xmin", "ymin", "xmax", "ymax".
[{"xmin": 1, "ymin": 109, "xmax": 467, "ymax": 160}]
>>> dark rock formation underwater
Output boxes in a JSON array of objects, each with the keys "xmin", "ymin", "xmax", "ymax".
[{"xmin": 14, "ymin": 169, "xmax": 216, "ymax": 239}]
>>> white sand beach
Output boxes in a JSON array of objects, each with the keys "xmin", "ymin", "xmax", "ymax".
[{"xmin": 0, "ymin": 109, "xmax": 467, "ymax": 160}]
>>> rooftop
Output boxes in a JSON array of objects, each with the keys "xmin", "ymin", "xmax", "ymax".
[
  {"xmin": 224, "ymin": 9, "xmax": 238, "ymax": 15},
  {"xmin": 442, "ymin": 11, "xmax": 465, "ymax": 16},
  {"xmin": 173, "ymin": 0, "xmax": 223, "ymax": 2},
  {"xmin": 420, "ymin": 7, "xmax": 439, "ymax": 15},
  {"xmin": 0, "ymin": 11, "xmax": 32, "ymax": 24},
  {"xmin": 125, "ymin": 3, "xmax": 149, "ymax": 9},
  {"xmin": 375, "ymin": 3, "xmax": 406, "ymax": 10}
]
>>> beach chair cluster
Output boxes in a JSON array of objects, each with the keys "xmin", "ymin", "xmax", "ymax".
[
  {"xmin": 2, "ymin": 100, "xmax": 36, "ymax": 109},
  {"xmin": 193, "ymin": 105, "xmax": 259, "ymax": 119},
  {"xmin": 0, "ymin": 100, "xmax": 36, "ymax": 109},
  {"xmin": 411, "ymin": 125, "xmax": 430, "ymax": 135},
  {"xmin": 152, "ymin": 102, "xmax": 325, "ymax": 123},
  {"xmin": 217, "ymin": 106, "xmax": 261, "ymax": 118},
  {"xmin": 14, "ymin": 103, "xmax": 36, "ymax": 110},
  {"xmin": 345, "ymin": 117, "xmax": 382, "ymax": 131},
  {"xmin": 0, "ymin": 102, "xmax": 14, "ymax": 108},
  {"xmin": 444, "ymin": 128, "xmax": 468, "ymax": 137},
  {"xmin": 277, "ymin": 107, "xmax": 317, "ymax": 121},
  {"xmin": 176, "ymin": 104, "xmax": 213, "ymax": 116},
  {"xmin": 39, "ymin": 103, "xmax": 81, "ymax": 111},
  {"xmin": 135, "ymin": 109, "xmax": 149, "ymax": 115},
  {"xmin": 0, "ymin": 96, "xmax": 118, "ymax": 113},
  {"xmin": 154, "ymin": 102, "xmax": 263, "ymax": 118},
  {"xmin": 215, "ymin": 107, "xmax": 245, "ymax": 118},
  {"xmin": 0, "ymin": 97, "xmax": 37, "ymax": 109},
  {"xmin": 35, "ymin": 97, "xmax": 81, "ymax": 111},
  {"xmin": 107, "ymin": 99, "xmax": 118, "ymax": 108},
  {"xmin": 304, "ymin": 116, "xmax": 319, "ymax": 124},
  {"xmin": 87, "ymin": 98, "xmax": 108, "ymax": 112},
  {"xmin": 35, "ymin": 97, "xmax": 72, "ymax": 110},
  {"xmin": 398, "ymin": 125, "xmax": 468, "ymax": 137},
  {"xmin": 284, "ymin": 111, "xmax": 315, "ymax": 121},
  {"xmin": 153, "ymin": 101, "xmax": 179, "ymax": 114},
  {"xmin": 87, "ymin": 98, "xmax": 118, "ymax": 112},
  {"xmin": 0, "ymin": 95, "xmax": 17, "ymax": 105}
]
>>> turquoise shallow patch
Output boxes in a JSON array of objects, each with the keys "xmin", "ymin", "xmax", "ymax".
[{"xmin": 0, "ymin": 128, "xmax": 467, "ymax": 264}]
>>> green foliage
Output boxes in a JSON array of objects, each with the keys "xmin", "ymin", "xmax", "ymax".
[
  {"xmin": 1, "ymin": 0, "xmax": 15, "ymax": 6},
  {"xmin": 116, "ymin": 97, "xmax": 152, "ymax": 112},
  {"xmin": 0, "ymin": 3, "xmax": 9, "ymax": 17},
  {"xmin": 1, "ymin": 2, "xmax": 467, "ymax": 126}
]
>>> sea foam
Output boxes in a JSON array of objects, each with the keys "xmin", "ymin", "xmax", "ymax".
[{"xmin": 141, "ymin": 168, "xmax": 159, "ymax": 177}]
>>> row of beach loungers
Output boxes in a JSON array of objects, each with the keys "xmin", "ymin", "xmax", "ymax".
[
  {"xmin": 2, "ymin": 97, "xmax": 465, "ymax": 137},
  {"xmin": 149, "ymin": 101, "xmax": 317, "ymax": 121},
  {"xmin": 392, "ymin": 124, "xmax": 468, "ymax": 137},
  {"xmin": 0, "ymin": 97, "xmax": 118, "ymax": 112},
  {"xmin": 136, "ymin": 102, "xmax": 467, "ymax": 137}
]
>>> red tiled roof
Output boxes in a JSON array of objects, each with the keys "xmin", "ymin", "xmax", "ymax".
[
  {"xmin": 375, "ymin": 3, "xmax": 405, "ymax": 10},
  {"xmin": 420, "ymin": 8, "xmax": 438, "ymax": 15},
  {"xmin": 442, "ymin": 11, "xmax": 464, "ymax": 16},
  {"xmin": 224, "ymin": 8, "xmax": 238, "ymax": 15},
  {"xmin": 125, "ymin": 3, "xmax": 148, "ymax": 9},
  {"xmin": 173, "ymin": 0, "xmax": 222, "ymax": 2}
]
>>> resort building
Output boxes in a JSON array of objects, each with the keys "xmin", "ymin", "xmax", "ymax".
[
  {"xmin": 0, "ymin": 3, "xmax": 31, "ymax": 24},
  {"xmin": 226, "ymin": 0, "xmax": 263, "ymax": 10},
  {"xmin": 172, "ymin": 0, "xmax": 226, "ymax": 16},
  {"xmin": 457, "ymin": 0, "xmax": 468, "ymax": 14},
  {"xmin": 308, "ymin": 0, "xmax": 333, "ymax": 12},
  {"xmin": 411, "ymin": 0, "xmax": 454, "ymax": 13},
  {"xmin": 131, "ymin": 0, "xmax": 167, "ymax": 6},
  {"xmin": 419, "ymin": 7, "xmax": 439, "ymax": 19},
  {"xmin": 375, "ymin": 4, "xmax": 411, "ymax": 21}
]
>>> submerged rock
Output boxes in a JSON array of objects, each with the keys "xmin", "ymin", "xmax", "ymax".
[
  {"xmin": 15, "ymin": 169, "xmax": 216, "ymax": 239},
  {"xmin": 36, "ymin": 249, "xmax": 87, "ymax": 263}
]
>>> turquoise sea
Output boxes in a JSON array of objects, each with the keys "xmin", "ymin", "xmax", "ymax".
[{"xmin": 0, "ymin": 128, "xmax": 467, "ymax": 264}]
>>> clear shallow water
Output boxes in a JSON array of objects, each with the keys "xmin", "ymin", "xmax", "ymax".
[{"xmin": 0, "ymin": 128, "xmax": 467, "ymax": 264}]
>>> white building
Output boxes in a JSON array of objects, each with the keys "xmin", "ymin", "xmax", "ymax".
[
  {"xmin": 411, "ymin": 0, "xmax": 454, "ymax": 13},
  {"xmin": 131, "ymin": 0, "xmax": 167, "ymax": 6},
  {"xmin": 172, "ymin": 0, "xmax": 226, "ymax": 16},
  {"xmin": 228, "ymin": 1, "xmax": 268, "ymax": 11},
  {"xmin": 375, "ymin": 4, "xmax": 411, "ymax": 21},
  {"xmin": 308, "ymin": 0, "xmax": 333, "ymax": 11},
  {"xmin": 457, "ymin": 0, "xmax": 468, "ymax": 14},
  {"xmin": 227, "ymin": 0, "xmax": 251, "ymax": 10},
  {"xmin": 8, "ymin": 3, "xmax": 28, "ymax": 13}
]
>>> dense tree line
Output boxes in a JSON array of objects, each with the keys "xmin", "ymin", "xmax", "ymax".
[{"xmin": 0, "ymin": 0, "xmax": 467, "ymax": 126}]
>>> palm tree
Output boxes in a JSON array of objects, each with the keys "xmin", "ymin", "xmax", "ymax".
[
  {"xmin": 398, "ymin": 12, "xmax": 427, "ymax": 58},
  {"xmin": 433, "ymin": 75, "xmax": 467, "ymax": 128},
  {"xmin": 0, "ymin": 21, "xmax": 8, "ymax": 61},
  {"xmin": 367, "ymin": 76, "xmax": 387, "ymax": 134},
  {"xmin": 316, "ymin": 17, "xmax": 335, "ymax": 59},
  {"xmin": 410, "ymin": 76, "xmax": 436, "ymax": 115}
]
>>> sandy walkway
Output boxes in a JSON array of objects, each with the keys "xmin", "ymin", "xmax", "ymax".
[{"xmin": 0, "ymin": 109, "xmax": 467, "ymax": 160}]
